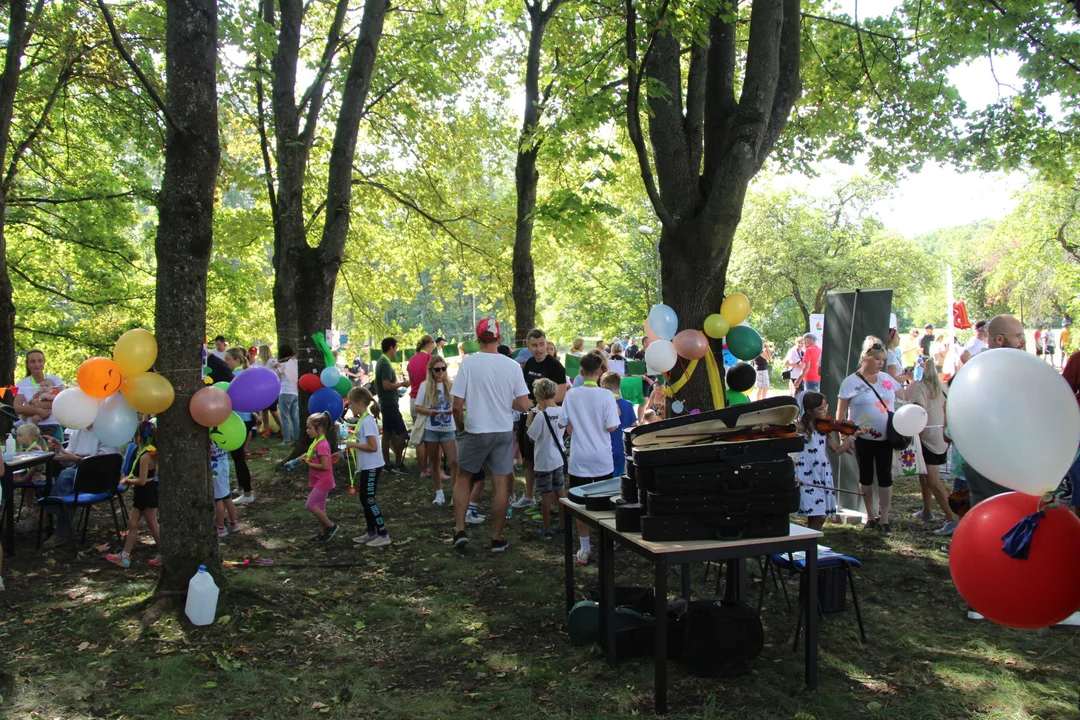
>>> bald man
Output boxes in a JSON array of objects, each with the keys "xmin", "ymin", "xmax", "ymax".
[{"xmin": 986, "ymin": 314, "xmax": 1026, "ymax": 350}]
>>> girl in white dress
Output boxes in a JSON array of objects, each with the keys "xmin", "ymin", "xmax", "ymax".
[{"xmin": 795, "ymin": 392, "xmax": 858, "ymax": 530}]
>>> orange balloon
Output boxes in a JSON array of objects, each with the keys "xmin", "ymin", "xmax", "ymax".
[
  {"xmin": 77, "ymin": 357, "xmax": 124, "ymax": 399},
  {"xmin": 645, "ymin": 318, "xmax": 661, "ymax": 343}
]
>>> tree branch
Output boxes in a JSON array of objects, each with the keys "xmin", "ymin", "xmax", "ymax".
[
  {"xmin": 14, "ymin": 324, "xmax": 112, "ymax": 350},
  {"xmin": 703, "ymin": 8, "xmax": 738, "ymax": 192},
  {"xmin": 95, "ymin": 0, "xmax": 181, "ymax": 134},
  {"xmin": 298, "ymin": 0, "xmax": 351, "ymax": 145},
  {"xmin": 8, "ymin": 190, "xmax": 141, "ymax": 205},
  {"xmin": 8, "ymin": 259, "xmax": 150, "ymax": 307}
]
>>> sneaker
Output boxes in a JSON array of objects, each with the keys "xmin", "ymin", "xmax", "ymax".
[
  {"xmin": 323, "ymin": 523, "xmax": 339, "ymax": 540},
  {"xmin": 228, "ymin": 522, "xmax": 241, "ymax": 534},
  {"xmin": 910, "ymin": 511, "xmax": 936, "ymax": 522},
  {"xmin": 217, "ymin": 526, "xmax": 229, "ymax": 539},
  {"xmin": 387, "ymin": 464, "xmax": 406, "ymax": 476},
  {"xmin": 933, "ymin": 520, "xmax": 959, "ymax": 536},
  {"xmin": 864, "ymin": 517, "xmax": 879, "ymax": 531},
  {"xmin": 106, "ymin": 553, "xmax": 131, "ymax": 568},
  {"xmin": 419, "ymin": 470, "xmax": 431, "ymax": 478},
  {"xmin": 878, "ymin": 523, "xmax": 893, "ymax": 536},
  {"xmin": 465, "ymin": 511, "xmax": 486, "ymax": 525},
  {"xmin": 967, "ymin": 609, "xmax": 985, "ymax": 621},
  {"xmin": 394, "ymin": 463, "xmax": 409, "ymax": 474},
  {"xmin": 234, "ymin": 493, "xmax": 255, "ymax": 505},
  {"xmin": 367, "ymin": 534, "xmax": 392, "ymax": 548},
  {"xmin": 491, "ymin": 538, "xmax": 509, "ymax": 553},
  {"xmin": 42, "ymin": 532, "xmax": 71, "ymax": 549},
  {"xmin": 309, "ymin": 534, "xmax": 326, "ymax": 543},
  {"xmin": 538, "ymin": 529, "xmax": 553, "ymax": 541},
  {"xmin": 432, "ymin": 492, "xmax": 446, "ymax": 505},
  {"xmin": 575, "ymin": 549, "xmax": 591, "ymax": 566},
  {"xmin": 1054, "ymin": 611, "xmax": 1080, "ymax": 627},
  {"xmin": 452, "ymin": 530, "xmax": 469, "ymax": 548},
  {"xmin": 148, "ymin": 556, "xmax": 162, "ymax": 567},
  {"xmin": 511, "ymin": 496, "xmax": 537, "ymax": 509},
  {"xmin": 550, "ymin": 524, "xmax": 562, "ymax": 534}
]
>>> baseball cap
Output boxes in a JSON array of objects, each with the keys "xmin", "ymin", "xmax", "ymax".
[
  {"xmin": 248, "ymin": 346, "xmax": 258, "ymax": 354},
  {"xmin": 435, "ymin": 336, "xmax": 446, "ymax": 343},
  {"xmin": 476, "ymin": 318, "xmax": 501, "ymax": 342}
]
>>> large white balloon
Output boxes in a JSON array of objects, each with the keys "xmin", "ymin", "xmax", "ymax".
[
  {"xmin": 644, "ymin": 339, "xmax": 678, "ymax": 373},
  {"xmin": 893, "ymin": 404, "xmax": 928, "ymax": 436},
  {"xmin": 51, "ymin": 387, "xmax": 100, "ymax": 429},
  {"xmin": 947, "ymin": 349, "xmax": 1080, "ymax": 496},
  {"xmin": 94, "ymin": 393, "xmax": 139, "ymax": 448}
]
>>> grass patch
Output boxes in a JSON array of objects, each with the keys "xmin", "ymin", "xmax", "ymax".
[{"xmin": 2, "ymin": 436, "xmax": 1079, "ymax": 719}]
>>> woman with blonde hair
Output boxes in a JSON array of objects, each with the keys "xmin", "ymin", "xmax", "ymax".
[
  {"xmin": 569, "ymin": 338, "xmax": 585, "ymax": 356},
  {"xmin": 837, "ymin": 338, "xmax": 899, "ymax": 535},
  {"xmin": 414, "ymin": 354, "xmax": 456, "ymax": 505},
  {"xmin": 254, "ymin": 344, "xmax": 282, "ymax": 438}
]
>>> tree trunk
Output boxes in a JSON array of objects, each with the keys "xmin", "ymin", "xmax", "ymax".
[
  {"xmin": 0, "ymin": 0, "xmax": 32, "ymax": 385},
  {"xmin": 511, "ymin": 0, "xmax": 562, "ymax": 345},
  {"xmin": 155, "ymin": 0, "xmax": 221, "ymax": 590}
]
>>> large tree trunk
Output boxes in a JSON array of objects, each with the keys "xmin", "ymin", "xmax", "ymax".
[
  {"xmin": 0, "ymin": 0, "xmax": 33, "ymax": 385},
  {"xmin": 626, "ymin": 0, "xmax": 800, "ymax": 410},
  {"xmin": 511, "ymin": 0, "xmax": 562, "ymax": 345},
  {"xmin": 155, "ymin": 0, "xmax": 221, "ymax": 590}
]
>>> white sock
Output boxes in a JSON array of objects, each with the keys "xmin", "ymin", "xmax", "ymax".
[{"xmin": 579, "ymin": 536, "xmax": 591, "ymax": 553}]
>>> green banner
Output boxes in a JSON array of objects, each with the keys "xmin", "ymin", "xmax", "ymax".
[
  {"xmin": 564, "ymin": 353, "xmax": 580, "ymax": 378},
  {"xmin": 626, "ymin": 360, "xmax": 647, "ymax": 376},
  {"xmin": 620, "ymin": 375, "xmax": 645, "ymax": 405}
]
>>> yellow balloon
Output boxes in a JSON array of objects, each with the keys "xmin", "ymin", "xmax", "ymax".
[
  {"xmin": 704, "ymin": 314, "xmax": 730, "ymax": 339},
  {"xmin": 720, "ymin": 293, "xmax": 750, "ymax": 326},
  {"xmin": 121, "ymin": 372, "xmax": 174, "ymax": 414},
  {"xmin": 114, "ymin": 329, "xmax": 158, "ymax": 377}
]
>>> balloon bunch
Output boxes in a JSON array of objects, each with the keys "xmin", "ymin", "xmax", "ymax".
[
  {"xmin": 197, "ymin": 361, "xmax": 285, "ymax": 451},
  {"xmin": 641, "ymin": 293, "xmax": 766, "ymax": 412},
  {"xmin": 52, "ymin": 330, "xmax": 174, "ymax": 447},
  {"xmin": 945, "ymin": 349, "xmax": 1080, "ymax": 629}
]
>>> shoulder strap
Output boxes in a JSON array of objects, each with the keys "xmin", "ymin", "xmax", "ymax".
[{"xmin": 541, "ymin": 410, "xmax": 568, "ymax": 464}]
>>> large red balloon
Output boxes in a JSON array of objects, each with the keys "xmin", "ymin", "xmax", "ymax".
[
  {"xmin": 949, "ymin": 492, "xmax": 1080, "ymax": 629},
  {"xmin": 298, "ymin": 373, "xmax": 323, "ymax": 393}
]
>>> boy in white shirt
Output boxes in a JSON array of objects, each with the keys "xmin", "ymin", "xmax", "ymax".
[
  {"xmin": 526, "ymin": 378, "xmax": 565, "ymax": 540},
  {"xmin": 560, "ymin": 351, "xmax": 619, "ymax": 565}
]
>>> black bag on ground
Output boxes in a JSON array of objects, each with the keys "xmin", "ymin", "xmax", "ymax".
[{"xmin": 673, "ymin": 599, "xmax": 763, "ymax": 677}]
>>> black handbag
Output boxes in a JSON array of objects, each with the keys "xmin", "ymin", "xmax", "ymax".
[{"xmin": 857, "ymin": 373, "xmax": 911, "ymax": 450}]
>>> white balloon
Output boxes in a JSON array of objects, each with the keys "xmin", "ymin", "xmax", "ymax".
[
  {"xmin": 94, "ymin": 393, "xmax": 139, "ymax": 448},
  {"xmin": 947, "ymin": 348, "xmax": 1080, "ymax": 496},
  {"xmin": 51, "ymin": 387, "xmax": 100, "ymax": 429},
  {"xmin": 893, "ymin": 404, "xmax": 928, "ymax": 436},
  {"xmin": 644, "ymin": 339, "xmax": 678, "ymax": 373}
]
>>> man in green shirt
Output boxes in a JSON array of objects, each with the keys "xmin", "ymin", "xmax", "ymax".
[{"xmin": 375, "ymin": 337, "xmax": 410, "ymax": 473}]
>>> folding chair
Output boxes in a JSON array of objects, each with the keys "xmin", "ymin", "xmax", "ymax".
[
  {"xmin": 760, "ymin": 551, "xmax": 868, "ymax": 650},
  {"xmin": 36, "ymin": 453, "xmax": 125, "ymax": 549}
]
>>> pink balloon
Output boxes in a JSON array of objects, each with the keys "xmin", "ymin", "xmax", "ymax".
[
  {"xmin": 644, "ymin": 318, "xmax": 662, "ymax": 343},
  {"xmin": 673, "ymin": 329, "xmax": 709, "ymax": 360}
]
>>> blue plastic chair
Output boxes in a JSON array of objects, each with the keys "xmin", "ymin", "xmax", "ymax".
[
  {"xmin": 761, "ymin": 551, "xmax": 867, "ymax": 649},
  {"xmin": 36, "ymin": 453, "xmax": 125, "ymax": 548}
]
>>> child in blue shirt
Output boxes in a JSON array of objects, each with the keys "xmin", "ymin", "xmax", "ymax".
[{"xmin": 602, "ymin": 372, "xmax": 637, "ymax": 478}]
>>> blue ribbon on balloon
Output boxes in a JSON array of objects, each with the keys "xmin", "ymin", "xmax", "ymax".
[{"xmin": 1001, "ymin": 510, "xmax": 1045, "ymax": 560}]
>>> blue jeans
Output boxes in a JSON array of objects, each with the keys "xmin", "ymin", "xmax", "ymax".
[
  {"xmin": 48, "ymin": 467, "xmax": 77, "ymax": 536},
  {"xmin": 279, "ymin": 394, "xmax": 299, "ymax": 443},
  {"xmin": 802, "ymin": 381, "xmax": 820, "ymax": 392}
]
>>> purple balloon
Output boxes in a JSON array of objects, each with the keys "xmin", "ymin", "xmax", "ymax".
[{"xmin": 226, "ymin": 366, "xmax": 281, "ymax": 412}]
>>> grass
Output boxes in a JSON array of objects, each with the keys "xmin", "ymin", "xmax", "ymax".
[{"xmin": 2, "ymin": 437, "xmax": 1078, "ymax": 719}]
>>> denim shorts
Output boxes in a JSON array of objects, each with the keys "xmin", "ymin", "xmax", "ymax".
[{"xmin": 424, "ymin": 427, "xmax": 456, "ymax": 443}]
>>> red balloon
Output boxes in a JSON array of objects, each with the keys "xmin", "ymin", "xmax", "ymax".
[
  {"xmin": 298, "ymin": 373, "xmax": 323, "ymax": 393},
  {"xmin": 949, "ymin": 492, "xmax": 1080, "ymax": 629}
]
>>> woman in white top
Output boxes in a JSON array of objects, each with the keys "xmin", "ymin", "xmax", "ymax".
[
  {"xmin": 275, "ymin": 343, "xmax": 300, "ymax": 445},
  {"xmin": 898, "ymin": 358, "xmax": 960, "ymax": 535},
  {"xmin": 837, "ymin": 337, "xmax": 898, "ymax": 535},
  {"xmin": 414, "ymin": 355, "xmax": 456, "ymax": 505},
  {"xmin": 885, "ymin": 328, "xmax": 910, "ymax": 383},
  {"xmin": 255, "ymin": 345, "xmax": 282, "ymax": 438},
  {"xmin": 607, "ymin": 342, "xmax": 627, "ymax": 376},
  {"xmin": 13, "ymin": 349, "xmax": 65, "ymax": 442}
]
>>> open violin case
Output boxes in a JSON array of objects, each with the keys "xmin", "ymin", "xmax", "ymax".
[{"xmin": 619, "ymin": 397, "xmax": 804, "ymax": 541}]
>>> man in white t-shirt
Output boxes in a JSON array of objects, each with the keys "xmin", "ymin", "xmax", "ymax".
[
  {"xmin": 783, "ymin": 337, "xmax": 805, "ymax": 396},
  {"xmin": 559, "ymin": 351, "xmax": 619, "ymax": 565},
  {"xmin": 959, "ymin": 319, "xmax": 988, "ymax": 366},
  {"xmin": 450, "ymin": 319, "xmax": 530, "ymax": 553},
  {"xmin": 209, "ymin": 335, "xmax": 228, "ymax": 361},
  {"xmin": 39, "ymin": 429, "xmax": 121, "ymax": 546}
]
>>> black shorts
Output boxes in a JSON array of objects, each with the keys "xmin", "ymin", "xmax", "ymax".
[
  {"xmin": 1036, "ymin": 348, "xmax": 1044, "ymax": 356},
  {"xmin": 922, "ymin": 446, "xmax": 947, "ymax": 466},
  {"xmin": 568, "ymin": 474, "xmax": 610, "ymax": 490},
  {"xmin": 133, "ymin": 482, "xmax": 159, "ymax": 510},
  {"xmin": 381, "ymin": 403, "xmax": 407, "ymax": 436},
  {"xmin": 515, "ymin": 418, "xmax": 535, "ymax": 462}
]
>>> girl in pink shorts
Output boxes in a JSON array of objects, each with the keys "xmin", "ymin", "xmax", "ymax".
[{"xmin": 300, "ymin": 411, "xmax": 339, "ymax": 543}]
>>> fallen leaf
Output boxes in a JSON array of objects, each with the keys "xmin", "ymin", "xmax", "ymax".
[
  {"xmin": 202, "ymin": 681, "xmax": 217, "ymax": 689},
  {"xmin": 460, "ymin": 637, "xmax": 480, "ymax": 647},
  {"xmin": 311, "ymin": 702, "xmax": 328, "ymax": 709},
  {"xmin": 77, "ymin": 642, "xmax": 90, "ymax": 652},
  {"xmin": 93, "ymin": 543, "xmax": 109, "ymax": 552},
  {"xmin": 174, "ymin": 704, "xmax": 198, "ymax": 714},
  {"xmin": 216, "ymin": 615, "xmax": 231, "ymax": 625},
  {"xmin": 353, "ymin": 621, "xmax": 366, "ymax": 631}
]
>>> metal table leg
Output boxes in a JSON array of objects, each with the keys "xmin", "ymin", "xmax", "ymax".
[
  {"xmin": 654, "ymin": 560, "xmax": 668, "ymax": 715},
  {"xmin": 563, "ymin": 505, "xmax": 575, "ymax": 615},
  {"xmin": 599, "ymin": 526, "xmax": 616, "ymax": 666},
  {"xmin": 805, "ymin": 539, "xmax": 818, "ymax": 689}
]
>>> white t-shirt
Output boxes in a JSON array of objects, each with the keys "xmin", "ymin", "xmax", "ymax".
[
  {"xmin": 209, "ymin": 348, "xmax": 227, "ymax": 361},
  {"xmin": 451, "ymin": 352, "xmax": 529, "ymax": 434},
  {"xmin": 560, "ymin": 385, "xmax": 619, "ymax": 477},
  {"xmin": 886, "ymin": 349, "xmax": 902, "ymax": 372},
  {"xmin": 963, "ymin": 337, "xmax": 986, "ymax": 359},
  {"xmin": 785, "ymin": 348, "xmax": 803, "ymax": 379},
  {"xmin": 16, "ymin": 374, "xmax": 65, "ymax": 427},
  {"xmin": 65, "ymin": 429, "xmax": 120, "ymax": 459},
  {"xmin": 416, "ymin": 381, "xmax": 454, "ymax": 430},
  {"xmin": 839, "ymin": 372, "xmax": 898, "ymax": 440},
  {"xmin": 277, "ymin": 358, "xmax": 298, "ymax": 396},
  {"xmin": 527, "ymin": 406, "xmax": 565, "ymax": 473},
  {"xmin": 353, "ymin": 414, "xmax": 384, "ymax": 471}
]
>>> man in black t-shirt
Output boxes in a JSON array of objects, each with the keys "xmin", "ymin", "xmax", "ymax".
[
  {"xmin": 919, "ymin": 325, "xmax": 935, "ymax": 357},
  {"xmin": 512, "ymin": 328, "xmax": 569, "ymax": 510}
]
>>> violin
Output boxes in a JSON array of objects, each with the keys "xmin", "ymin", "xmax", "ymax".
[{"xmin": 813, "ymin": 416, "xmax": 881, "ymax": 438}]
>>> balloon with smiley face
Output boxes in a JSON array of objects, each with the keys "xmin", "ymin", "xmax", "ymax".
[
  {"xmin": 77, "ymin": 357, "xmax": 124, "ymax": 399},
  {"xmin": 209, "ymin": 412, "xmax": 247, "ymax": 451}
]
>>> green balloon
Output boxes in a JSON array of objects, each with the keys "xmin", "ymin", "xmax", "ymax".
[
  {"xmin": 726, "ymin": 325, "xmax": 763, "ymax": 361},
  {"xmin": 212, "ymin": 381, "xmax": 230, "ymax": 391},
  {"xmin": 210, "ymin": 412, "xmax": 246, "ymax": 451},
  {"xmin": 334, "ymin": 375, "xmax": 352, "ymax": 398},
  {"xmin": 726, "ymin": 389, "xmax": 750, "ymax": 406}
]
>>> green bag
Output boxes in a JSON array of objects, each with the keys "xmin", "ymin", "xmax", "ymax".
[{"xmin": 620, "ymin": 376, "xmax": 645, "ymax": 405}]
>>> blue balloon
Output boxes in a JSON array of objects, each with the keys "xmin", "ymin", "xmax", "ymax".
[
  {"xmin": 308, "ymin": 386, "xmax": 344, "ymax": 422},
  {"xmin": 94, "ymin": 393, "xmax": 139, "ymax": 447},
  {"xmin": 648, "ymin": 303, "xmax": 678, "ymax": 340},
  {"xmin": 320, "ymin": 365, "xmax": 341, "ymax": 388}
]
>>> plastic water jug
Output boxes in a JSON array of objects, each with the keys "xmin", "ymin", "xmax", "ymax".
[{"xmin": 184, "ymin": 565, "xmax": 219, "ymax": 626}]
